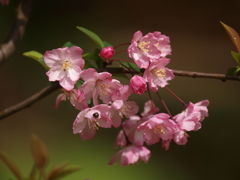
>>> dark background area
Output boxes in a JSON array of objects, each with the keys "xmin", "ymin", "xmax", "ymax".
[{"xmin": 1, "ymin": 0, "xmax": 240, "ymax": 179}]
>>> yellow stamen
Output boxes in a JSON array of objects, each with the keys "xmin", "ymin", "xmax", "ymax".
[
  {"xmin": 151, "ymin": 68, "xmax": 166, "ymax": 79},
  {"xmin": 154, "ymin": 124, "xmax": 165, "ymax": 134},
  {"xmin": 138, "ymin": 41, "xmax": 151, "ymax": 52}
]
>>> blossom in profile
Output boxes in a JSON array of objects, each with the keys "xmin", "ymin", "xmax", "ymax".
[
  {"xmin": 44, "ymin": 46, "xmax": 85, "ymax": 90},
  {"xmin": 108, "ymin": 145, "xmax": 150, "ymax": 166},
  {"xmin": 143, "ymin": 57, "xmax": 175, "ymax": 92},
  {"xmin": 72, "ymin": 104, "xmax": 112, "ymax": 140},
  {"xmin": 54, "ymin": 89, "xmax": 88, "ymax": 111},
  {"xmin": 128, "ymin": 30, "xmax": 171, "ymax": 69}
]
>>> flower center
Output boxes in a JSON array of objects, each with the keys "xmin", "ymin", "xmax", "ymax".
[
  {"xmin": 151, "ymin": 68, "xmax": 166, "ymax": 78},
  {"xmin": 138, "ymin": 41, "xmax": 151, "ymax": 52},
  {"xmin": 97, "ymin": 80, "xmax": 112, "ymax": 96},
  {"xmin": 119, "ymin": 104, "xmax": 133, "ymax": 118},
  {"xmin": 154, "ymin": 124, "xmax": 165, "ymax": 134},
  {"xmin": 61, "ymin": 59, "xmax": 72, "ymax": 71},
  {"xmin": 88, "ymin": 118, "xmax": 100, "ymax": 131}
]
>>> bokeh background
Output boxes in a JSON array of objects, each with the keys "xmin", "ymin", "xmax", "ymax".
[{"xmin": 1, "ymin": 0, "xmax": 240, "ymax": 179}]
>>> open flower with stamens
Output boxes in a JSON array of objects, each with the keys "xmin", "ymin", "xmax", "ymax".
[
  {"xmin": 44, "ymin": 46, "xmax": 85, "ymax": 90},
  {"xmin": 55, "ymin": 89, "xmax": 88, "ymax": 111},
  {"xmin": 128, "ymin": 31, "xmax": 171, "ymax": 69},
  {"xmin": 143, "ymin": 57, "xmax": 175, "ymax": 92},
  {"xmin": 80, "ymin": 68, "xmax": 123, "ymax": 105},
  {"xmin": 72, "ymin": 104, "xmax": 112, "ymax": 140},
  {"xmin": 137, "ymin": 113, "xmax": 176, "ymax": 145},
  {"xmin": 109, "ymin": 85, "xmax": 139, "ymax": 127}
]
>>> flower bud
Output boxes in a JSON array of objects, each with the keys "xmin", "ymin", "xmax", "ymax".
[
  {"xmin": 99, "ymin": 47, "xmax": 115, "ymax": 59},
  {"xmin": 130, "ymin": 75, "xmax": 147, "ymax": 95}
]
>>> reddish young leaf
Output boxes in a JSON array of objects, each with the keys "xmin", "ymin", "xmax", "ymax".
[
  {"xmin": 221, "ymin": 21, "xmax": 240, "ymax": 53},
  {"xmin": 0, "ymin": 151, "xmax": 24, "ymax": 180},
  {"xmin": 31, "ymin": 135, "xmax": 48, "ymax": 170}
]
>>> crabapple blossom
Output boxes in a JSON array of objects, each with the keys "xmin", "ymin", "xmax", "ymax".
[
  {"xmin": 108, "ymin": 85, "xmax": 139, "ymax": 127},
  {"xmin": 108, "ymin": 145, "xmax": 151, "ymax": 166},
  {"xmin": 128, "ymin": 30, "xmax": 171, "ymax": 69},
  {"xmin": 130, "ymin": 75, "xmax": 147, "ymax": 95},
  {"xmin": 143, "ymin": 57, "xmax": 175, "ymax": 92},
  {"xmin": 138, "ymin": 113, "xmax": 176, "ymax": 145},
  {"xmin": 54, "ymin": 89, "xmax": 88, "ymax": 111},
  {"xmin": 44, "ymin": 46, "xmax": 85, "ymax": 90},
  {"xmin": 174, "ymin": 100, "xmax": 209, "ymax": 131},
  {"xmin": 72, "ymin": 104, "xmax": 112, "ymax": 140},
  {"xmin": 80, "ymin": 68, "xmax": 122, "ymax": 105},
  {"xmin": 99, "ymin": 47, "xmax": 115, "ymax": 59},
  {"xmin": 117, "ymin": 100, "xmax": 159, "ymax": 146}
]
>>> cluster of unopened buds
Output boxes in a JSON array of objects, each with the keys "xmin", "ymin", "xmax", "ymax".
[{"xmin": 43, "ymin": 30, "xmax": 209, "ymax": 166}]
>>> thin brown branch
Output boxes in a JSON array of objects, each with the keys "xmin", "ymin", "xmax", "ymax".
[
  {"xmin": 0, "ymin": 67, "xmax": 239, "ymax": 121},
  {"xmin": 99, "ymin": 68, "xmax": 240, "ymax": 81},
  {"xmin": 0, "ymin": 0, "xmax": 31, "ymax": 65},
  {"xmin": 172, "ymin": 69, "xmax": 240, "ymax": 82},
  {"xmin": 0, "ymin": 82, "xmax": 61, "ymax": 121}
]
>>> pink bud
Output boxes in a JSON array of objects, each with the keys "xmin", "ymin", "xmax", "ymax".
[
  {"xmin": 130, "ymin": 75, "xmax": 147, "ymax": 95},
  {"xmin": 99, "ymin": 47, "xmax": 115, "ymax": 59}
]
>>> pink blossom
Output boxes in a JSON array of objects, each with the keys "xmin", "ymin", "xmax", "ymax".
[
  {"xmin": 138, "ymin": 113, "xmax": 176, "ymax": 145},
  {"xmin": 174, "ymin": 100, "xmax": 209, "ymax": 131},
  {"xmin": 72, "ymin": 104, "xmax": 112, "ymax": 140},
  {"xmin": 108, "ymin": 145, "xmax": 151, "ymax": 166},
  {"xmin": 108, "ymin": 85, "xmax": 139, "ymax": 127},
  {"xmin": 143, "ymin": 57, "xmax": 175, "ymax": 92},
  {"xmin": 99, "ymin": 47, "xmax": 115, "ymax": 59},
  {"xmin": 80, "ymin": 68, "xmax": 122, "ymax": 105},
  {"xmin": 130, "ymin": 75, "xmax": 147, "ymax": 95},
  {"xmin": 44, "ymin": 46, "xmax": 85, "ymax": 90},
  {"xmin": 115, "ymin": 130, "xmax": 127, "ymax": 148},
  {"xmin": 141, "ymin": 100, "xmax": 160, "ymax": 117},
  {"xmin": 128, "ymin": 31, "xmax": 171, "ymax": 69},
  {"xmin": 174, "ymin": 127, "xmax": 189, "ymax": 145},
  {"xmin": 55, "ymin": 89, "xmax": 88, "ymax": 111}
]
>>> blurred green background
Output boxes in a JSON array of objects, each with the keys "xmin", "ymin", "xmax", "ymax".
[{"xmin": 1, "ymin": 0, "xmax": 240, "ymax": 179}]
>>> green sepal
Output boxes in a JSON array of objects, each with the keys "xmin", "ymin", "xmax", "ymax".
[
  {"xmin": 231, "ymin": 51, "xmax": 240, "ymax": 64},
  {"xmin": 76, "ymin": 26, "xmax": 104, "ymax": 49},
  {"xmin": 103, "ymin": 41, "xmax": 113, "ymax": 48},
  {"xmin": 63, "ymin": 41, "xmax": 77, "ymax": 48},
  {"xmin": 118, "ymin": 60, "xmax": 141, "ymax": 73},
  {"xmin": 23, "ymin": 51, "xmax": 49, "ymax": 70}
]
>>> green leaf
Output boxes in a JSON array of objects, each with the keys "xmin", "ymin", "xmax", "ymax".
[
  {"xmin": 118, "ymin": 60, "xmax": 141, "ymax": 73},
  {"xmin": 227, "ymin": 67, "xmax": 238, "ymax": 75},
  {"xmin": 103, "ymin": 41, "xmax": 113, "ymax": 48},
  {"xmin": 0, "ymin": 151, "xmax": 24, "ymax": 180},
  {"xmin": 63, "ymin": 41, "xmax": 77, "ymax": 48},
  {"xmin": 75, "ymin": 80, "xmax": 84, "ymax": 89},
  {"xmin": 231, "ymin": 51, "xmax": 240, "ymax": 64},
  {"xmin": 221, "ymin": 22, "xmax": 240, "ymax": 53},
  {"xmin": 82, "ymin": 53, "xmax": 100, "ymax": 61},
  {"xmin": 77, "ymin": 26, "xmax": 104, "ymax": 49},
  {"xmin": 23, "ymin": 51, "xmax": 49, "ymax": 70},
  {"xmin": 112, "ymin": 73, "xmax": 130, "ymax": 80}
]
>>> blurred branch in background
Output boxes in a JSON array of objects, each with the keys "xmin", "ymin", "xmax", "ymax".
[{"xmin": 0, "ymin": 0, "xmax": 31, "ymax": 65}]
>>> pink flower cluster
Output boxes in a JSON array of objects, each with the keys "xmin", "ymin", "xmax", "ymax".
[{"xmin": 43, "ymin": 30, "xmax": 209, "ymax": 166}]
